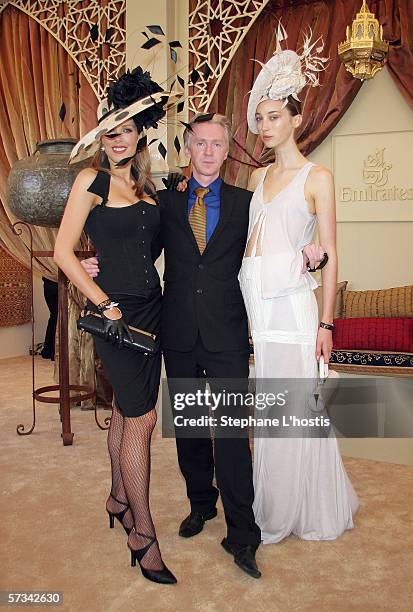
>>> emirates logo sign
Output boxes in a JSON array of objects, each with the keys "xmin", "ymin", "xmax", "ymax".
[
  {"xmin": 340, "ymin": 147, "xmax": 413, "ymax": 203},
  {"xmin": 363, "ymin": 148, "xmax": 392, "ymax": 187}
]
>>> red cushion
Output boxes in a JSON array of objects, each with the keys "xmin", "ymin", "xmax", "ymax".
[{"xmin": 333, "ymin": 317, "xmax": 413, "ymax": 352}]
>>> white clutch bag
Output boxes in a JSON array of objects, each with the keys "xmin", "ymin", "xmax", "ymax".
[{"xmin": 311, "ymin": 356, "xmax": 340, "ymax": 413}]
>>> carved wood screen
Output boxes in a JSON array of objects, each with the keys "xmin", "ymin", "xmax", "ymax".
[
  {"xmin": 188, "ymin": 0, "xmax": 271, "ymax": 114},
  {"xmin": 0, "ymin": 0, "xmax": 126, "ymax": 101}
]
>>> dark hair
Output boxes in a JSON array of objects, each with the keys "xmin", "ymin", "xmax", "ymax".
[
  {"xmin": 91, "ymin": 67, "xmax": 162, "ymax": 198},
  {"xmin": 285, "ymin": 96, "xmax": 302, "ymax": 117}
]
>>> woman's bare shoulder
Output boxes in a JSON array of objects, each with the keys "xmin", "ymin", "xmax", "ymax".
[
  {"xmin": 306, "ymin": 165, "xmax": 335, "ymax": 212},
  {"xmin": 247, "ymin": 166, "xmax": 267, "ymax": 191},
  {"xmin": 309, "ymin": 164, "xmax": 333, "ymax": 183},
  {"xmin": 72, "ymin": 167, "xmax": 99, "ymax": 189},
  {"xmin": 67, "ymin": 168, "xmax": 102, "ymax": 211}
]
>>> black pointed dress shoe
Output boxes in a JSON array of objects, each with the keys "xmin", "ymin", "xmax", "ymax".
[
  {"xmin": 221, "ymin": 538, "xmax": 261, "ymax": 579},
  {"xmin": 178, "ymin": 508, "xmax": 217, "ymax": 538}
]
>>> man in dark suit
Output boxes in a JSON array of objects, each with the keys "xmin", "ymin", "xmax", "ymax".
[{"xmin": 158, "ymin": 114, "xmax": 262, "ymax": 578}]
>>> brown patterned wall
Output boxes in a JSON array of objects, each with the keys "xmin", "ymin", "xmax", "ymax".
[{"xmin": 0, "ymin": 245, "xmax": 31, "ymax": 327}]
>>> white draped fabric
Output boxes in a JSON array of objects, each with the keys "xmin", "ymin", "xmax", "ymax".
[{"xmin": 239, "ymin": 164, "xmax": 359, "ymax": 544}]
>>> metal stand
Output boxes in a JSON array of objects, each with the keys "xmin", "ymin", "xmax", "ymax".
[{"xmin": 12, "ymin": 222, "xmax": 106, "ymax": 445}]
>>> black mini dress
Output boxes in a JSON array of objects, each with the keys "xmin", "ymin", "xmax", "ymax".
[{"xmin": 85, "ymin": 170, "xmax": 162, "ymax": 417}]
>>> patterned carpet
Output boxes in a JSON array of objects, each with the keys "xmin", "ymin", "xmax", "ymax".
[{"xmin": 1, "ymin": 356, "xmax": 412, "ymax": 612}]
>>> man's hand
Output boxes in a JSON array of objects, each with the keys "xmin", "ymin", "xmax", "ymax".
[
  {"xmin": 162, "ymin": 172, "xmax": 188, "ymax": 192},
  {"xmin": 81, "ymin": 256, "xmax": 100, "ymax": 278},
  {"xmin": 302, "ymin": 244, "xmax": 325, "ymax": 273}
]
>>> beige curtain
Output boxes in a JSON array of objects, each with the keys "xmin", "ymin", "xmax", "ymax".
[
  {"xmin": 0, "ymin": 4, "xmax": 98, "ymax": 273},
  {"xmin": 0, "ymin": 5, "xmax": 100, "ymax": 402}
]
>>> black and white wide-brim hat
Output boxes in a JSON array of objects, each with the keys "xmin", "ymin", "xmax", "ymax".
[{"xmin": 69, "ymin": 67, "xmax": 180, "ymax": 164}]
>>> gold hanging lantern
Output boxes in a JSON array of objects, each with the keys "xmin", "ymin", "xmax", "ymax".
[{"xmin": 338, "ymin": 0, "xmax": 389, "ymax": 81}]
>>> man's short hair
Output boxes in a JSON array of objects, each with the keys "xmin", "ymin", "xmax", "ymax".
[{"xmin": 183, "ymin": 113, "xmax": 232, "ymax": 148}]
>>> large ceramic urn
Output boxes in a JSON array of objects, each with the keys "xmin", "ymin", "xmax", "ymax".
[{"xmin": 7, "ymin": 139, "xmax": 87, "ymax": 228}]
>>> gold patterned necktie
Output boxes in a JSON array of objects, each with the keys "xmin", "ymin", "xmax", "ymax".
[{"xmin": 190, "ymin": 187, "xmax": 210, "ymax": 254}]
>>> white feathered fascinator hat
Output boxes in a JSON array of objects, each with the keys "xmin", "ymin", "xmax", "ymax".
[{"xmin": 247, "ymin": 23, "xmax": 329, "ymax": 133}]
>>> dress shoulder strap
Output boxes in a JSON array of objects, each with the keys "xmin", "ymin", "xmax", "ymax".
[
  {"xmin": 260, "ymin": 164, "xmax": 271, "ymax": 183},
  {"xmin": 300, "ymin": 161, "xmax": 316, "ymax": 183},
  {"xmin": 255, "ymin": 164, "xmax": 271, "ymax": 196},
  {"xmin": 86, "ymin": 170, "xmax": 110, "ymax": 206}
]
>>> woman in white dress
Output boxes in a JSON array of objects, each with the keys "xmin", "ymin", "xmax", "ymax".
[{"xmin": 239, "ymin": 29, "xmax": 359, "ymax": 544}]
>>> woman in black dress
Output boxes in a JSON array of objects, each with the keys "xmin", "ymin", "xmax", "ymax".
[{"xmin": 54, "ymin": 68, "xmax": 176, "ymax": 585}]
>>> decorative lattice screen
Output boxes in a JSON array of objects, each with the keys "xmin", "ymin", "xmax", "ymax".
[
  {"xmin": 188, "ymin": 0, "xmax": 271, "ymax": 113},
  {"xmin": 0, "ymin": 0, "xmax": 126, "ymax": 101}
]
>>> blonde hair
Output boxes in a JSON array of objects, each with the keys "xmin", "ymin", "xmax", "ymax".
[
  {"xmin": 183, "ymin": 113, "xmax": 232, "ymax": 148},
  {"xmin": 91, "ymin": 144, "xmax": 156, "ymax": 198}
]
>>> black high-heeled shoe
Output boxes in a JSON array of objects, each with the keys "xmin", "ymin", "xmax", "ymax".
[
  {"xmin": 128, "ymin": 533, "xmax": 177, "ymax": 585},
  {"xmin": 106, "ymin": 494, "xmax": 132, "ymax": 535}
]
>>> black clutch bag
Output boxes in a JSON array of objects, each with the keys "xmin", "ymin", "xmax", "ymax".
[{"xmin": 77, "ymin": 312, "xmax": 158, "ymax": 355}]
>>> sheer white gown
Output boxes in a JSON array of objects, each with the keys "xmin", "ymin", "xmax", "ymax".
[{"xmin": 239, "ymin": 163, "xmax": 359, "ymax": 544}]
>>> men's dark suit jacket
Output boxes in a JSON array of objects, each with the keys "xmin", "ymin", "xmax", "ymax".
[{"xmin": 156, "ymin": 182, "xmax": 252, "ymax": 353}]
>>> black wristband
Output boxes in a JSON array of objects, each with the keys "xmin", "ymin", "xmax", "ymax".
[
  {"xmin": 319, "ymin": 321, "xmax": 334, "ymax": 331},
  {"xmin": 97, "ymin": 299, "xmax": 120, "ymax": 313},
  {"xmin": 308, "ymin": 252, "xmax": 329, "ymax": 272}
]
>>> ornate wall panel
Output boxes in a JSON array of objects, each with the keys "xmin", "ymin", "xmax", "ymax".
[
  {"xmin": 0, "ymin": 1, "xmax": 270, "ymax": 112},
  {"xmin": 188, "ymin": 0, "xmax": 271, "ymax": 114},
  {"xmin": 0, "ymin": 0, "xmax": 126, "ymax": 101},
  {"xmin": 0, "ymin": 244, "xmax": 31, "ymax": 327}
]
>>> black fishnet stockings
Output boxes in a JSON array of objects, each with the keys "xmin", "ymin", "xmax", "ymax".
[
  {"xmin": 105, "ymin": 401, "xmax": 133, "ymax": 531},
  {"xmin": 120, "ymin": 409, "xmax": 163, "ymax": 571}
]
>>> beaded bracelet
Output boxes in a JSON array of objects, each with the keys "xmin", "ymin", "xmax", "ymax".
[{"xmin": 97, "ymin": 299, "xmax": 119, "ymax": 313}]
